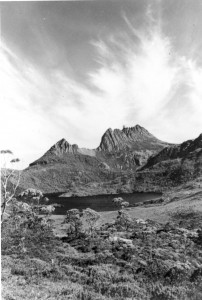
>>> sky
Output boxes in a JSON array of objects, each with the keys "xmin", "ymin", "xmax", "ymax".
[{"xmin": 1, "ymin": 0, "xmax": 202, "ymax": 169}]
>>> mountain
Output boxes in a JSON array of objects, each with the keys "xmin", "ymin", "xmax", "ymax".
[
  {"xmin": 29, "ymin": 125, "xmax": 170, "ymax": 170},
  {"xmin": 95, "ymin": 125, "xmax": 171, "ymax": 171},
  {"xmin": 18, "ymin": 125, "xmax": 171, "ymax": 194},
  {"xmin": 97, "ymin": 125, "xmax": 168, "ymax": 152},
  {"xmin": 29, "ymin": 139, "xmax": 96, "ymax": 167},
  {"xmin": 135, "ymin": 133, "xmax": 202, "ymax": 191}
]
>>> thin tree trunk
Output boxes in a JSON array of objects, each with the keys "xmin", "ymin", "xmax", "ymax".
[{"xmin": 1, "ymin": 201, "xmax": 6, "ymax": 223}]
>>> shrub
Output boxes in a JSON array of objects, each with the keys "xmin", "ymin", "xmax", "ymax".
[
  {"xmin": 116, "ymin": 210, "xmax": 133, "ymax": 231},
  {"xmin": 64, "ymin": 209, "xmax": 83, "ymax": 238},
  {"xmin": 1, "ymin": 188, "xmax": 57, "ymax": 262},
  {"xmin": 112, "ymin": 197, "xmax": 129, "ymax": 209},
  {"xmin": 82, "ymin": 208, "xmax": 100, "ymax": 235}
]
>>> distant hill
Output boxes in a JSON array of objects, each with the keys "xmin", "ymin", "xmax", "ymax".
[{"xmin": 135, "ymin": 133, "xmax": 202, "ymax": 191}]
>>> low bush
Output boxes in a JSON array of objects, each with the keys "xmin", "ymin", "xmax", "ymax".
[{"xmin": 2, "ymin": 194, "xmax": 202, "ymax": 300}]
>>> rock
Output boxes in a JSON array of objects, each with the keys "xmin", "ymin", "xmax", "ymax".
[
  {"xmin": 98, "ymin": 162, "xmax": 110, "ymax": 171},
  {"xmin": 109, "ymin": 236, "xmax": 133, "ymax": 246},
  {"xmin": 136, "ymin": 219, "xmax": 147, "ymax": 225},
  {"xmin": 138, "ymin": 260, "xmax": 148, "ymax": 267},
  {"xmin": 50, "ymin": 139, "xmax": 79, "ymax": 155}
]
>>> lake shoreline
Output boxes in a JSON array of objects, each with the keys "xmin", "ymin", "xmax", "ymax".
[{"xmin": 46, "ymin": 191, "xmax": 162, "ymax": 214}]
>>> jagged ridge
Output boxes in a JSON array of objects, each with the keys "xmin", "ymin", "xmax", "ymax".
[
  {"xmin": 49, "ymin": 139, "xmax": 79, "ymax": 155},
  {"xmin": 97, "ymin": 125, "xmax": 168, "ymax": 152},
  {"xmin": 30, "ymin": 125, "xmax": 169, "ymax": 167}
]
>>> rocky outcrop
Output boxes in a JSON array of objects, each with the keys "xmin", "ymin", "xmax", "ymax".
[
  {"xmin": 95, "ymin": 125, "xmax": 171, "ymax": 172},
  {"xmin": 98, "ymin": 162, "xmax": 110, "ymax": 171},
  {"xmin": 29, "ymin": 139, "xmax": 79, "ymax": 167},
  {"xmin": 49, "ymin": 139, "xmax": 79, "ymax": 155},
  {"xmin": 97, "ymin": 125, "xmax": 169, "ymax": 152}
]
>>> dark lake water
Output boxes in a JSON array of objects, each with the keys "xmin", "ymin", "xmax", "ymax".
[{"xmin": 46, "ymin": 192, "xmax": 162, "ymax": 214}]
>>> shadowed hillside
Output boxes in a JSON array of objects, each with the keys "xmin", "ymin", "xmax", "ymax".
[{"xmin": 135, "ymin": 133, "xmax": 202, "ymax": 191}]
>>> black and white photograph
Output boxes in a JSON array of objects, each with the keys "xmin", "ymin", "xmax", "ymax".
[{"xmin": 1, "ymin": 0, "xmax": 202, "ymax": 299}]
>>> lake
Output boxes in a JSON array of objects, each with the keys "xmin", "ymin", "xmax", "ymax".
[{"xmin": 46, "ymin": 192, "xmax": 162, "ymax": 214}]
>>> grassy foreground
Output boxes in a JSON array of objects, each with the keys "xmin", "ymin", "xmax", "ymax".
[{"xmin": 2, "ymin": 181, "xmax": 202, "ymax": 300}]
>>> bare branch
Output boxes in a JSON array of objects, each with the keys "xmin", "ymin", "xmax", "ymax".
[
  {"xmin": 9, "ymin": 170, "xmax": 21, "ymax": 202},
  {"xmin": 1, "ymin": 151, "xmax": 21, "ymax": 223}
]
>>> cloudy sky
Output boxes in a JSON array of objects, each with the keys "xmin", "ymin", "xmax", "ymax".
[{"xmin": 1, "ymin": 0, "xmax": 202, "ymax": 169}]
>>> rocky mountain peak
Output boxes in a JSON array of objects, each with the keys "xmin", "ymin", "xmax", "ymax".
[
  {"xmin": 49, "ymin": 139, "xmax": 78, "ymax": 155},
  {"xmin": 122, "ymin": 125, "xmax": 154, "ymax": 139},
  {"xmin": 97, "ymin": 125, "xmax": 161, "ymax": 152},
  {"xmin": 29, "ymin": 139, "xmax": 79, "ymax": 167}
]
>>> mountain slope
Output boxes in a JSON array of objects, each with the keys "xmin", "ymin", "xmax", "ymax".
[
  {"xmin": 142, "ymin": 133, "xmax": 202, "ymax": 170},
  {"xmin": 135, "ymin": 133, "xmax": 202, "ymax": 191}
]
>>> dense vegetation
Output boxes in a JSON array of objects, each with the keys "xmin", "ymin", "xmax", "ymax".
[{"xmin": 2, "ymin": 191, "xmax": 202, "ymax": 300}]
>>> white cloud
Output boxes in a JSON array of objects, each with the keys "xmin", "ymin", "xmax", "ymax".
[
  {"xmin": 90, "ymin": 26, "xmax": 179, "ymax": 121},
  {"xmin": 0, "ymin": 42, "xmax": 92, "ymax": 168},
  {"xmin": 1, "ymin": 40, "xmax": 127, "ymax": 168},
  {"xmin": 89, "ymin": 22, "xmax": 202, "ymax": 143}
]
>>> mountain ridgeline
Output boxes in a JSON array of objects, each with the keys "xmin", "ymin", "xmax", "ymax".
[
  {"xmin": 97, "ymin": 125, "xmax": 168, "ymax": 152},
  {"xmin": 30, "ymin": 125, "xmax": 170, "ymax": 169},
  {"xmin": 18, "ymin": 125, "xmax": 202, "ymax": 195}
]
